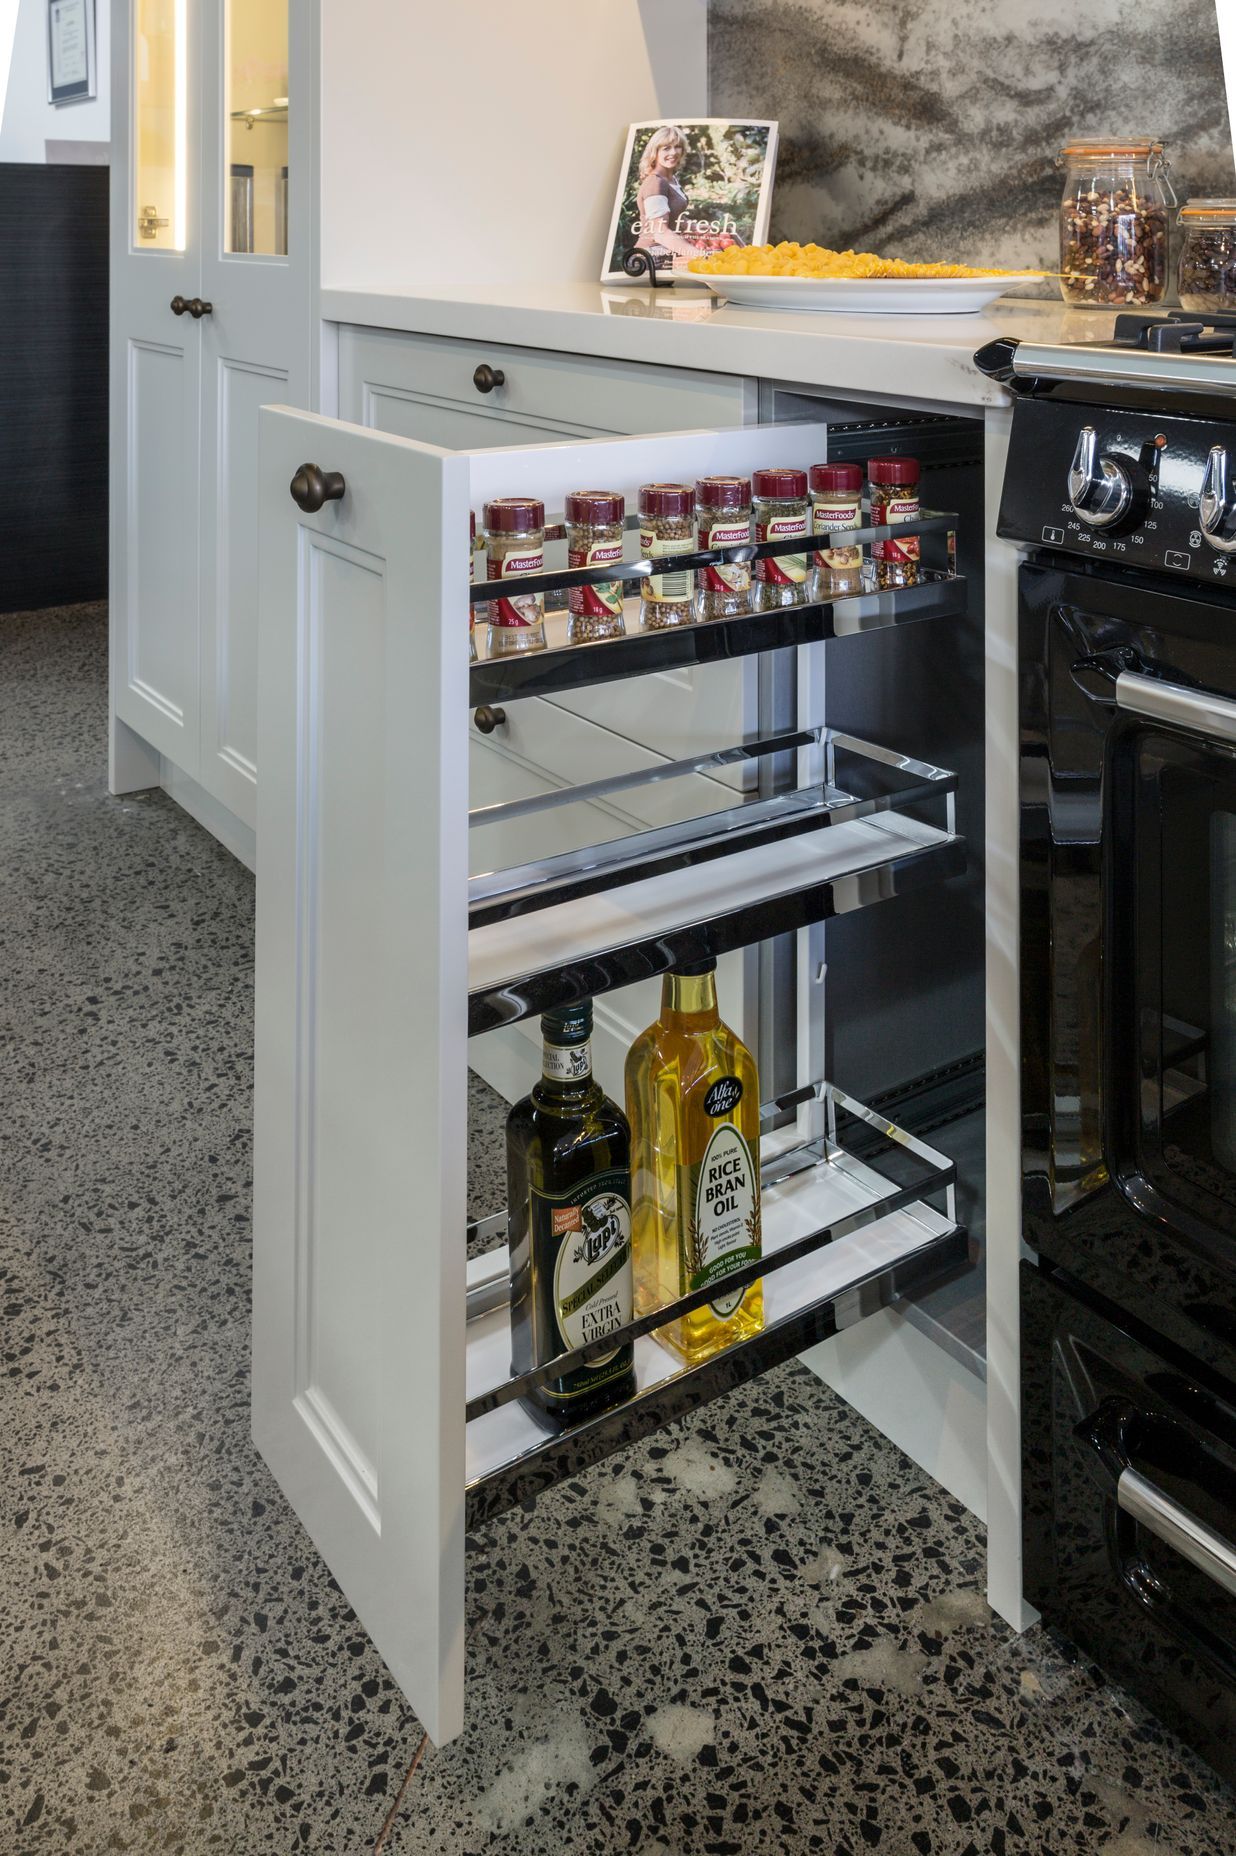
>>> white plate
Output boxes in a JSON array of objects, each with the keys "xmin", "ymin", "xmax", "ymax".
[{"xmin": 695, "ymin": 272, "xmax": 1042, "ymax": 316}]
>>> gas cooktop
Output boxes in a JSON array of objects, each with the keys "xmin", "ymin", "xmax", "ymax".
[{"xmin": 976, "ymin": 311, "xmax": 1236, "ymax": 400}]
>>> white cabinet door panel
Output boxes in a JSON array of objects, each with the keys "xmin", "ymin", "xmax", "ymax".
[{"xmin": 255, "ymin": 406, "xmax": 469, "ymax": 1746}]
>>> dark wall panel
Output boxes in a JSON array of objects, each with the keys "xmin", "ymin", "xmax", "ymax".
[{"xmin": 0, "ymin": 163, "xmax": 109, "ymax": 614}]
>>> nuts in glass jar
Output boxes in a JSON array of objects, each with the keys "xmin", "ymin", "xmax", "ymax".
[
  {"xmin": 752, "ymin": 467, "xmax": 809, "ymax": 611},
  {"xmin": 1057, "ymin": 138, "xmax": 1171, "ymax": 307},
  {"xmin": 484, "ymin": 497, "xmax": 547, "ymax": 656},
  {"xmin": 868, "ymin": 456, "xmax": 921, "ymax": 590},
  {"xmin": 638, "ymin": 484, "xmax": 695, "ymax": 630},
  {"xmin": 695, "ymin": 476, "xmax": 753, "ymax": 621},
  {"xmin": 564, "ymin": 490, "xmax": 626, "ymax": 644},
  {"xmin": 809, "ymin": 462, "xmax": 865, "ymax": 598},
  {"xmin": 1177, "ymin": 199, "xmax": 1236, "ymax": 313}
]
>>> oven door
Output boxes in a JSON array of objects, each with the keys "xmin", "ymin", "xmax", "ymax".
[
  {"xmin": 1022, "ymin": 560, "xmax": 1236, "ymax": 1369},
  {"xmin": 1022, "ymin": 1260, "xmax": 1236, "ymax": 1786}
]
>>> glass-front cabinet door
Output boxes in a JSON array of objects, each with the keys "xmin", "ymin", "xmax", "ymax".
[
  {"xmin": 223, "ymin": 0, "xmax": 289, "ymax": 256},
  {"xmin": 133, "ymin": 0, "xmax": 187, "ymax": 250}
]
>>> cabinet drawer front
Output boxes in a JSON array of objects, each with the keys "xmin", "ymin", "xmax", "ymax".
[{"xmin": 339, "ymin": 324, "xmax": 749, "ymax": 440}]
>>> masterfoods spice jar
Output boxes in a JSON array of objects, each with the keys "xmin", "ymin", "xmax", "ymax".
[
  {"xmin": 868, "ymin": 456, "xmax": 921, "ymax": 590},
  {"xmin": 638, "ymin": 484, "xmax": 695, "ymax": 630},
  {"xmin": 1177, "ymin": 199, "xmax": 1236, "ymax": 313},
  {"xmin": 484, "ymin": 497, "xmax": 547, "ymax": 655},
  {"xmin": 1057, "ymin": 139, "xmax": 1173, "ymax": 306},
  {"xmin": 695, "ymin": 476, "xmax": 753, "ymax": 621},
  {"xmin": 564, "ymin": 490, "xmax": 626, "ymax": 643},
  {"xmin": 809, "ymin": 462, "xmax": 865, "ymax": 598},
  {"xmin": 752, "ymin": 467, "xmax": 809, "ymax": 611}
]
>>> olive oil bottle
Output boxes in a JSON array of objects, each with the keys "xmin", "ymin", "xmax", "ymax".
[
  {"xmin": 506, "ymin": 999, "xmax": 636, "ymax": 1426},
  {"xmin": 625, "ymin": 959, "xmax": 763, "ymax": 1366}
]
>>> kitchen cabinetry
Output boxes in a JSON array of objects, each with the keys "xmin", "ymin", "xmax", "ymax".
[
  {"xmin": 254, "ymin": 404, "xmax": 973, "ymax": 1744},
  {"xmin": 109, "ymin": 0, "xmax": 316, "ymax": 835}
]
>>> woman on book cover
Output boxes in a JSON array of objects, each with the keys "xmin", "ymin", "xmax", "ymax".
[{"xmin": 635, "ymin": 125, "xmax": 707, "ymax": 270}]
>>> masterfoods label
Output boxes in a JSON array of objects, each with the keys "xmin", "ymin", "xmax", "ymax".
[
  {"xmin": 487, "ymin": 542, "xmax": 545, "ymax": 627},
  {"xmin": 639, "ymin": 528, "xmax": 693, "ymax": 603},
  {"xmin": 698, "ymin": 517, "xmax": 752, "ymax": 594},
  {"xmin": 872, "ymin": 493, "xmax": 921, "ymax": 566},
  {"xmin": 533, "ymin": 1172, "xmax": 633, "ymax": 1384},
  {"xmin": 755, "ymin": 512, "xmax": 809, "ymax": 585},
  {"xmin": 812, "ymin": 493, "xmax": 863, "ymax": 571},
  {"xmin": 680, "ymin": 1108, "xmax": 759, "ymax": 1320},
  {"xmin": 567, "ymin": 538, "xmax": 624, "ymax": 619}
]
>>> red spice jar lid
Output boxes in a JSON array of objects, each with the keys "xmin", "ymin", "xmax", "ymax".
[
  {"xmin": 564, "ymin": 489, "xmax": 625, "ymax": 525},
  {"xmin": 483, "ymin": 496, "xmax": 545, "ymax": 533},
  {"xmin": 696, "ymin": 475, "xmax": 752, "ymax": 510},
  {"xmin": 639, "ymin": 482, "xmax": 693, "ymax": 518},
  {"xmin": 867, "ymin": 455, "xmax": 920, "ymax": 485},
  {"xmin": 752, "ymin": 466, "xmax": 807, "ymax": 499},
  {"xmin": 809, "ymin": 462, "xmax": 864, "ymax": 495}
]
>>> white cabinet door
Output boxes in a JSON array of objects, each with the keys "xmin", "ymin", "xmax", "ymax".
[
  {"xmin": 110, "ymin": 0, "xmax": 204, "ymax": 782},
  {"xmin": 254, "ymin": 406, "xmax": 469, "ymax": 1744},
  {"xmin": 197, "ymin": 0, "xmax": 316, "ymax": 828}
]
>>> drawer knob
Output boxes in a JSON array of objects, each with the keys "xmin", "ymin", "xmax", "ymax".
[
  {"xmin": 472, "ymin": 705, "xmax": 507, "ymax": 734},
  {"xmin": 290, "ymin": 462, "xmax": 346, "ymax": 513},
  {"xmin": 473, "ymin": 363, "xmax": 506, "ymax": 395}
]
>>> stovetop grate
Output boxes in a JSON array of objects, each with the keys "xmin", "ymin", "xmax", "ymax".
[{"xmin": 1112, "ymin": 311, "xmax": 1236, "ymax": 356}]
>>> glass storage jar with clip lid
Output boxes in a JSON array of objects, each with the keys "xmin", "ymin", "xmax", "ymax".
[
  {"xmin": 1056, "ymin": 138, "xmax": 1174, "ymax": 306},
  {"xmin": 1177, "ymin": 199, "xmax": 1236, "ymax": 313}
]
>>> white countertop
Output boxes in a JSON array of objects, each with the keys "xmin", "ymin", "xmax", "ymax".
[{"xmin": 321, "ymin": 281, "xmax": 1128, "ymax": 411}]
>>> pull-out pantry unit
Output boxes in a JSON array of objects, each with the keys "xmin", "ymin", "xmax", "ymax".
[{"xmin": 252, "ymin": 406, "xmax": 980, "ymax": 1745}]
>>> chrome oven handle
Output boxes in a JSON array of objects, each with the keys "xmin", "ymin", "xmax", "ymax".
[
  {"xmin": 1118, "ymin": 1467, "xmax": 1236, "ymax": 1600},
  {"xmin": 1116, "ymin": 669, "xmax": 1236, "ymax": 746}
]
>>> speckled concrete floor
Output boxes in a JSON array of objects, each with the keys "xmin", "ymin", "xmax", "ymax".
[{"xmin": 3, "ymin": 605, "xmax": 1236, "ymax": 1856}]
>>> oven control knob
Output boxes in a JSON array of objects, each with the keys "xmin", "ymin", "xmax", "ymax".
[
  {"xmin": 1067, "ymin": 426, "xmax": 1134, "ymax": 528},
  {"xmin": 1199, "ymin": 445, "xmax": 1236, "ymax": 552}
]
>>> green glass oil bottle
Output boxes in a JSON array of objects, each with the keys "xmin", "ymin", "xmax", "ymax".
[{"xmin": 506, "ymin": 999, "xmax": 636, "ymax": 1426}]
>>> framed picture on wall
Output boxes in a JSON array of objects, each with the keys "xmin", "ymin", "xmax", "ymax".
[
  {"xmin": 47, "ymin": 0, "xmax": 97, "ymax": 106},
  {"xmin": 602, "ymin": 120, "xmax": 778, "ymax": 285}
]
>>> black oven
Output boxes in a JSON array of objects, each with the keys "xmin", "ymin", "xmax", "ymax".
[{"xmin": 1021, "ymin": 557, "xmax": 1236, "ymax": 1383}]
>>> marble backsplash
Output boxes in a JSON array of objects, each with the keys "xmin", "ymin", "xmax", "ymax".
[{"xmin": 709, "ymin": 0, "xmax": 1235, "ymax": 281}]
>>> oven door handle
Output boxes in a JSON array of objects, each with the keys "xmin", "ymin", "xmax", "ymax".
[
  {"xmin": 1117, "ymin": 1467, "xmax": 1236, "ymax": 1600},
  {"xmin": 1116, "ymin": 669, "xmax": 1236, "ymax": 745}
]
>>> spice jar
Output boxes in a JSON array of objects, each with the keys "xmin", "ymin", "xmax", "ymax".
[
  {"xmin": 695, "ymin": 476, "xmax": 753, "ymax": 621},
  {"xmin": 469, "ymin": 509, "xmax": 477, "ymax": 661},
  {"xmin": 564, "ymin": 490, "xmax": 626, "ymax": 643},
  {"xmin": 638, "ymin": 484, "xmax": 695, "ymax": 630},
  {"xmin": 752, "ymin": 467, "xmax": 809, "ymax": 610},
  {"xmin": 809, "ymin": 462, "xmax": 865, "ymax": 598},
  {"xmin": 868, "ymin": 456, "xmax": 921, "ymax": 590},
  {"xmin": 1177, "ymin": 199, "xmax": 1236, "ymax": 313},
  {"xmin": 484, "ymin": 497, "xmax": 547, "ymax": 655},
  {"xmin": 1057, "ymin": 138, "xmax": 1173, "ymax": 306}
]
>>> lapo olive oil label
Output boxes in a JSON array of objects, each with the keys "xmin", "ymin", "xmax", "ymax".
[
  {"xmin": 681, "ymin": 1122, "xmax": 759, "ymax": 1320},
  {"xmin": 543, "ymin": 1174, "xmax": 633, "ymax": 1372}
]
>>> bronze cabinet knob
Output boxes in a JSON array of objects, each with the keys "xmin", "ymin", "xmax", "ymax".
[
  {"xmin": 290, "ymin": 463, "xmax": 346, "ymax": 514},
  {"xmin": 472, "ymin": 705, "xmax": 507, "ymax": 734},
  {"xmin": 472, "ymin": 363, "xmax": 506, "ymax": 394},
  {"xmin": 170, "ymin": 295, "xmax": 189, "ymax": 315},
  {"xmin": 189, "ymin": 297, "xmax": 213, "ymax": 319}
]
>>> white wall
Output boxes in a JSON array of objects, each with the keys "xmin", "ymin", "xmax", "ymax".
[
  {"xmin": 320, "ymin": 0, "xmax": 708, "ymax": 291},
  {"xmin": 0, "ymin": 0, "xmax": 110, "ymax": 161}
]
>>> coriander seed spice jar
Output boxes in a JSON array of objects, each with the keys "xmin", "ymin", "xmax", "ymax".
[
  {"xmin": 1056, "ymin": 138, "xmax": 1173, "ymax": 307},
  {"xmin": 809, "ymin": 462, "xmax": 865, "ymax": 598},
  {"xmin": 868, "ymin": 456, "xmax": 921, "ymax": 590},
  {"xmin": 483, "ymin": 497, "xmax": 547, "ymax": 655},
  {"xmin": 564, "ymin": 490, "xmax": 626, "ymax": 644},
  {"xmin": 638, "ymin": 484, "xmax": 695, "ymax": 630},
  {"xmin": 752, "ymin": 467, "xmax": 809, "ymax": 610},
  {"xmin": 695, "ymin": 475, "xmax": 753, "ymax": 621}
]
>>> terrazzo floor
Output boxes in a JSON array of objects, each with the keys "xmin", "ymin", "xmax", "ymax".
[{"xmin": 3, "ymin": 605, "xmax": 1236, "ymax": 1856}]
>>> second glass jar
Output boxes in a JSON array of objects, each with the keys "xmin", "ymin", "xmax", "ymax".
[{"xmin": 1178, "ymin": 199, "xmax": 1236, "ymax": 313}]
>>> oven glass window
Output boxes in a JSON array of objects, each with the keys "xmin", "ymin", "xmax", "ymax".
[{"xmin": 1138, "ymin": 743, "xmax": 1236, "ymax": 1228}]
